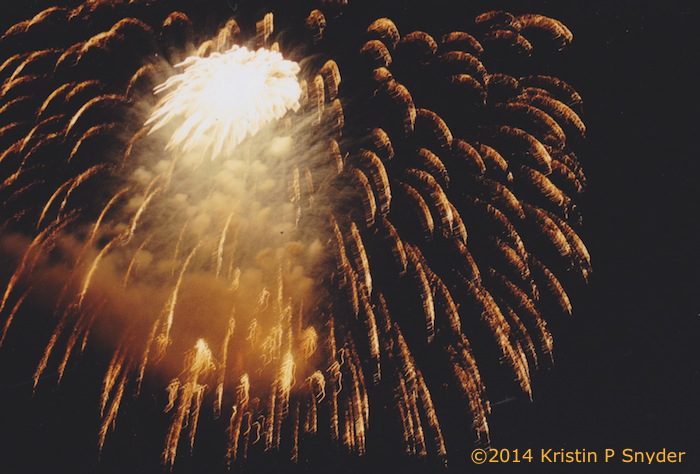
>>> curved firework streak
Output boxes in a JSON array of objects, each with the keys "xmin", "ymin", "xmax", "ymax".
[{"xmin": 0, "ymin": 0, "xmax": 590, "ymax": 469}]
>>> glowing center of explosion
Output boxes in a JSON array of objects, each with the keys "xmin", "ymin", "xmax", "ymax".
[{"xmin": 145, "ymin": 46, "xmax": 302, "ymax": 160}]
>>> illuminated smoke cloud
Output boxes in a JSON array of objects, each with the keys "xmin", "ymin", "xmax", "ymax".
[{"xmin": 146, "ymin": 46, "xmax": 302, "ymax": 160}]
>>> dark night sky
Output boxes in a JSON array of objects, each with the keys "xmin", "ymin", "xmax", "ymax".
[{"xmin": 0, "ymin": 1, "xmax": 698, "ymax": 473}]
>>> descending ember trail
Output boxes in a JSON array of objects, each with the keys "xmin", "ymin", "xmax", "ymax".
[{"xmin": 0, "ymin": 1, "xmax": 590, "ymax": 469}]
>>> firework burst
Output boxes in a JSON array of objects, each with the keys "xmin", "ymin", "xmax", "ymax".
[
  {"xmin": 146, "ymin": 46, "xmax": 302, "ymax": 160},
  {"xmin": 0, "ymin": 1, "xmax": 590, "ymax": 470}
]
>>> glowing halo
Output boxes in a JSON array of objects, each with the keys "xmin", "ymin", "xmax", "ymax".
[{"xmin": 145, "ymin": 46, "xmax": 302, "ymax": 160}]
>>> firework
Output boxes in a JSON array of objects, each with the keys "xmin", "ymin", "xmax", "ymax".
[
  {"xmin": 146, "ymin": 46, "xmax": 302, "ymax": 160},
  {"xmin": 0, "ymin": 1, "xmax": 590, "ymax": 470}
]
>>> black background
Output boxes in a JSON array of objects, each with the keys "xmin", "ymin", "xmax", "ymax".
[{"xmin": 0, "ymin": 1, "xmax": 698, "ymax": 473}]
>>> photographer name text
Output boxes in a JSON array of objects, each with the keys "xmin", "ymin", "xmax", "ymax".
[{"xmin": 469, "ymin": 448, "xmax": 687, "ymax": 465}]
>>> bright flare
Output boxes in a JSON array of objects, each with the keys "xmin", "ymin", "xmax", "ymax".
[{"xmin": 146, "ymin": 46, "xmax": 302, "ymax": 160}]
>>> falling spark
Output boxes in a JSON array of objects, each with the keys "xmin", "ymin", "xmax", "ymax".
[
  {"xmin": 163, "ymin": 339, "xmax": 214, "ymax": 467},
  {"xmin": 155, "ymin": 245, "xmax": 200, "ymax": 361},
  {"xmin": 215, "ymin": 214, "xmax": 233, "ymax": 278},
  {"xmin": 214, "ymin": 315, "xmax": 235, "ymax": 418},
  {"xmin": 0, "ymin": 288, "xmax": 30, "ymax": 348}
]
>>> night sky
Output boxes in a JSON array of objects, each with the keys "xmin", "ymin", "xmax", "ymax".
[{"xmin": 0, "ymin": 1, "xmax": 698, "ymax": 473}]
